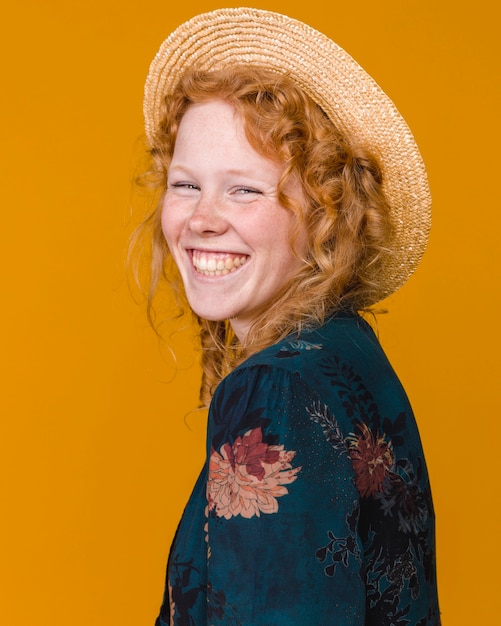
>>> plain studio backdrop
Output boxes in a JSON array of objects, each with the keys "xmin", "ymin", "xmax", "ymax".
[{"xmin": 1, "ymin": 1, "xmax": 499, "ymax": 624}]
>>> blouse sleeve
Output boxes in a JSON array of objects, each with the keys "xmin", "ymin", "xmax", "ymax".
[{"xmin": 205, "ymin": 362, "xmax": 440, "ymax": 626}]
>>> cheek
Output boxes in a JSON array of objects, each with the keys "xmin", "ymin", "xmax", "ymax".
[
  {"xmin": 265, "ymin": 220, "xmax": 308, "ymax": 285},
  {"xmin": 267, "ymin": 213, "xmax": 303, "ymax": 262},
  {"xmin": 160, "ymin": 201, "xmax": 180, "ymax": 247}
]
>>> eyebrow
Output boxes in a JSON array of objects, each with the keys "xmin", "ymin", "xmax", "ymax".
[
  {"xmin": 170, "ymin": 163, "xmax": 264, "ymax": 173},
  {"xmin": 168, "ymin": 163, "xmax": 278, "ymax": 181}
]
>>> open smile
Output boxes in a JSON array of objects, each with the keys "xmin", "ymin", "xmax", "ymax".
[{"xmin": 190, "ymin": 250, "xmax": 249, "ymax": 276}]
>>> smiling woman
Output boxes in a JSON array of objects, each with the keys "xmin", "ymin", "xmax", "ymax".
[
  {"xmin": 132, "ymin": 7, "xmax": 440, "ymax": 626},
  {"xmin": 141, "ymin": 63, "xmax": 395, "ymax": 403}
]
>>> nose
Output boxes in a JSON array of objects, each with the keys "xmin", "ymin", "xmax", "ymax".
[{"xmin": 188, "ymin": 193, "xmax": 228, "ymax": 237}]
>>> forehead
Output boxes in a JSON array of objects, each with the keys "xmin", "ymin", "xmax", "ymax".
[
  {"xmin": 177, "ymin": 100, "xmax": 241, "ymax": 140},
  {"xmin": 172, "ymin": 100, "xmax": 280, "ymax": 170}
]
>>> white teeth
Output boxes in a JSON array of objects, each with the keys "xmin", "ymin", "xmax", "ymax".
[{"xmin": 191, "ymin": 251, "xmax": 248, "ymax": 276}]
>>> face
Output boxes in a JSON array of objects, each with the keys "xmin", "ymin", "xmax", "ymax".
[{"xmin": 161, "ymin": 99, "xmax": 306, "ymax": 341}]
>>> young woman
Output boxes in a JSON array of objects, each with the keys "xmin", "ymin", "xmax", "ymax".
[{"xmin": 136, "ymin": 8, "xmax": 440, "ymax": 625}]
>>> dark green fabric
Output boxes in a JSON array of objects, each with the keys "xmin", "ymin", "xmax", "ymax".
[{"xmin": 157, "ymin": 314, "xmax": 440, "ymax": 625}]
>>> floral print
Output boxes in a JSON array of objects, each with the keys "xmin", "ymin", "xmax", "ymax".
[
  {"xmin": 347, "ymin": 423, "xmax": 394, "ymax": 497},
  {"xmin": 207, "ymin": 427, "xmax": 301, "ymax": 519},
  {"xmin": 167, "ymin": 581, "xmax": 175, "ymax": 625},
  {"xmin": 316, "ymin": 503, "xmax": 361, "ymax": 577},
  {"xmin": 158, "ymin": 314, "xmax": 440, "ymax": 625}
]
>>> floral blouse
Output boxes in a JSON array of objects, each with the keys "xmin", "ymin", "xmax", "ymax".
[{"xmin": 156, "ymin": 313, "xmax": 440, "ymax": 625}]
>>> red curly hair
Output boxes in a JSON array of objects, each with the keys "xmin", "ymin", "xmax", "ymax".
[{"xmin": 131, "ymin": 67, "xmax": 392, "ymax": 406}]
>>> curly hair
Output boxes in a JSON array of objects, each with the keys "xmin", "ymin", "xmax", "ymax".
[{"xmin": 131, "ymin": 66, "xmax": 392, "ymax": 406}]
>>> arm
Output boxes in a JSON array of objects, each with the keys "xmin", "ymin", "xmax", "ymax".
[
  {"xmin": 206, "ymin": 360, "xmax": 440, "ymax": 625},
  {"xmin": 206, "ymin": 364, "xmax": 365, "ymax": 625}
]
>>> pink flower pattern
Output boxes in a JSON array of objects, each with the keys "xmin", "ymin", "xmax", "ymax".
[{"xmin": 207, "ymin": 427, "xmax": 301, "ymax": 519}]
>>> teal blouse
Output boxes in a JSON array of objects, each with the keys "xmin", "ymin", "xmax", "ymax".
[{"xmin": 156, "ymin": 314, "xmax": 440, "ymax": 625}]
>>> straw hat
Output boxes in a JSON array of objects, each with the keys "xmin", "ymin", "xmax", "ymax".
[{"xmin": 144, "ymin": 7, "xmax": 431, "ymax": 303}]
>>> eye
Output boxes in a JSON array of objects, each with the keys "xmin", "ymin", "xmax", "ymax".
[
  {"xmin": 234, "ymin": 187, "xmax": 262, "ymax": 195},
  {"xmin": 170, "ymin": 182, "xmax": 200, "ymax": 191}
]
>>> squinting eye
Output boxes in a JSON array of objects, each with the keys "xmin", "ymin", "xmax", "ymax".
[
  {"xmin": 171, "ymin": 182, "xmax": 200, "ymax": 190},
  {"xmin": 235, "ymin": 187, "xmax": 262, "ymax": 195}
]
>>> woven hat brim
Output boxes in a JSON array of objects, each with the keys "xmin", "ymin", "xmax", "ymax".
[{"xmin": 144, "ymin": 7, "xmax": 431, "ymax": 304}]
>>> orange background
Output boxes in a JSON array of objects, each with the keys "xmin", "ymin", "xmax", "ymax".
[{"xmin": 1, "ymin": 1, "xmax": 499, "ymax": 624}]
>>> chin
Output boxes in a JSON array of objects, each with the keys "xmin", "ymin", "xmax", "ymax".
[{"xmin": 188, "ymin": 305, "xmax": 230, "ymax": 323}]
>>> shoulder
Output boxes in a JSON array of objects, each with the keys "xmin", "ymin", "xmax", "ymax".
[
  {"xmin": 228, "ymin": 313, "xmax": 405, "ymax": 402},
  {"xmin": 212, "ymin": 314, "xmax": 422, "ymax": 462},
  {"xmin": 235, "ymin": 313, "xmax": 386, "ymax": 372},
  {"xmin": 211, "ymin": 313, "xmax": 404, "ymax": 423}
]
